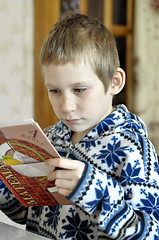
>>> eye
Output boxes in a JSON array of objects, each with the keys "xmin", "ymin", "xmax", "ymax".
[
  {"xmin": 74, "ymin": 88, "xmax": 87, "ymax": 93},
  {"xmin": 48, "ymin": 89, "xmax": 60, "ymax": 94}
]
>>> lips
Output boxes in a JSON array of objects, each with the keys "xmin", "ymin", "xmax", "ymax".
[{"xmin": 65, "ymin": 119, "xmax": 81, "ymax": 124}]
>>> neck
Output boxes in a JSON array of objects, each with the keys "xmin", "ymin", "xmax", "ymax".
[{"xmin": 71, "ymin": 130, "xmax": 89, "ymax": 145}]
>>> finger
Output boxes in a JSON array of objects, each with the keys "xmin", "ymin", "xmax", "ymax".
[
  {"xmin": 45, "ymin": 157, "xmax": 74, "ymax": 169},
  {"xmin": 55, "ymin": 179, "xmax": 77, "ymax": 196},
  {"xmin": 48, "ymin": 169, "xmax": 77, "ymax": 181},
  {"xmin": 55, "ymin": 179, "xmax": 75, "ymax": 190},
  {"xmin": 45, "ymin": 158, "xmax": 85, "ymax": 171},
  {"xmin": 57, "ymin": 187, "xmax": 71, "ymax": 196},
  {"xmin": 45, "ymin": 158, "xmax": 61, "ymax": 167}
]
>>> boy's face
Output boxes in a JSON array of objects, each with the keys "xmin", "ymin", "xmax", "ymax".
[{"xmin": 43, "ymin": 61, "xmax": 113, "ymax": 136}]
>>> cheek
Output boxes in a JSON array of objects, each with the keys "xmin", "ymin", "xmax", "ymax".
[
  {"xmin": 87, "ymin": 93, "xmax": 109, "ymax": 113},
  {"xmin": 48, "ymin": 96, "xmax": 59, "ymax": 113},
  {"xmin": 81, "ymin": 97, "xmax": 101, "ymax": 115},
  {"xmin": 48, "ymin": 95, "xmax": 54, "ymax": 107},
  {"xmin": 80, "ymin": 91, "xmax": 101, "ymax": 109}
]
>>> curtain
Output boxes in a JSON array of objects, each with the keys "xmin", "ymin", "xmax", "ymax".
[{"xmin": 132, "ymin": 0, "xmax": 159, "ymax": 155}]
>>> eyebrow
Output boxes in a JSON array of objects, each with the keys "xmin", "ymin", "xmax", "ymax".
[
  {"xmin": 45, "ymin": 83, "xmax": 55, "ymax": 88},
  {"xmin": 45, "ymin": 82, "xmax": 90, "ymax": 88}
]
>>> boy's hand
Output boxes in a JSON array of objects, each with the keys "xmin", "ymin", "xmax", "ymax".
[{"xmin": 45, "ymin": 158, "xmax": 85, "ymax": 196}]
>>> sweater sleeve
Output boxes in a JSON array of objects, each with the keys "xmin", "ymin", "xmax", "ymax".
[
  {"xmin": 67, "ymin": 162, "xmax": 159, "ymax": 239},
  {"xmin": 67, "ymin": 135, "xmax": 159, "ymax": 239},
  {"xmin": 0, "ymin": 180, "xmax": 27, "ymax": 224}
]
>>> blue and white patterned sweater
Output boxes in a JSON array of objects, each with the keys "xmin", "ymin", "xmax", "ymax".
[{"xmin": 0, "ymin": 104, "xmax": 159, "ymax": 239}]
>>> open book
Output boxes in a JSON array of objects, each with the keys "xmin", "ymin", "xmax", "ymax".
[{"xmin": 0, "ymin": 119, "xmax": 72, "ymax": 206}]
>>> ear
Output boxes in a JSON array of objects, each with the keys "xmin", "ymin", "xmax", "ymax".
[{"xmin": 110, "ymin": 68, "xmax": 125, "ymax": 95}]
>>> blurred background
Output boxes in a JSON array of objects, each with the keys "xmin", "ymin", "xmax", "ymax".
[
  {"xmin": 0, "ymin": 0, "xmax": 159, "ymax": 152},
  {"xmin": 0, "ymin": 0, "xmax": 159, "ymax": 228}
]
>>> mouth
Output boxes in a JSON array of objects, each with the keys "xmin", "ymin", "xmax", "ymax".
[{"xmin": 65, "ymin": 119, "xmax": 81, "ymax": 124}]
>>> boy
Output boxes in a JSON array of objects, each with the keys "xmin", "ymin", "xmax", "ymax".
[{"xmin": 1, "ymin": 12, "xmax": 159, "ymax": 239}]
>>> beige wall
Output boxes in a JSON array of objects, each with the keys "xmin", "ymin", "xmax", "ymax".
[
  {"xmin": 133, "ymin": 0, "xmax": 159, "ymax": 154},
  {"xmin": 0, "ymin": 0, "xmax": 34, "ymax": 123},
  {"xmin": 0, "ymin": 0, "xmax": 33, "ymax": 229}
]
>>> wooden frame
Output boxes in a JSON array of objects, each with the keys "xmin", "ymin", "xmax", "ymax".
[
  {"xmin": 103, "ymin": 0, "xmax": 134, "ymax": 107},
  {"xmin": 79, "ymin": 0, "xmax": 88, "ymax": 14},
  {"xmin": 34, "ymin": 0, "xmax": 60, "ymax": 129}
]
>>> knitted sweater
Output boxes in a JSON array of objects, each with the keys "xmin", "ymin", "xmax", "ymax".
[{"xmin": 0, "ymin": 105, "xmax": 159, "ymax": 239}]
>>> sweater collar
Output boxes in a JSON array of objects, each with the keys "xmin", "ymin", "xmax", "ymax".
[
  {"xmin": 50, "ymin": 104, "xmax": 147, "ymax": 143},
  {"xmin": 54, "ymin": 104, "xmax": 127, "ymax": 142}
]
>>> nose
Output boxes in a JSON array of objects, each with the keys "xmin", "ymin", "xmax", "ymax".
[{"xmin": 61, "ymin": 94, "xmax": 76, "ymax": 113}]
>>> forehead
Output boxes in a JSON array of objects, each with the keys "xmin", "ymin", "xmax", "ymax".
[{"xmin": 43, "ymin": 61, "xmax": 100, "ymax": 86}]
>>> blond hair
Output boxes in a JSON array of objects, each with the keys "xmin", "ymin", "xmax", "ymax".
[{"xmin": 40, "ymin": 12, "xmax": 120, "ymax": 91}]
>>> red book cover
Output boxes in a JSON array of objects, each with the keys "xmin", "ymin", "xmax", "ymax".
[{"xmin": 0, "ymin": 119, "xmax": 72, "ymax": 206}]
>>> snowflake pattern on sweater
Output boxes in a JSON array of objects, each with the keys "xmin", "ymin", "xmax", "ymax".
[{"xmin": 0, "ymin": 105, "xmax": 159, "ymax": 239}]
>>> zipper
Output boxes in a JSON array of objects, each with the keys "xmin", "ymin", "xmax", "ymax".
[{"xmin": 65, "ymin": 143, "xmax": 74, "ymax": 159}]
